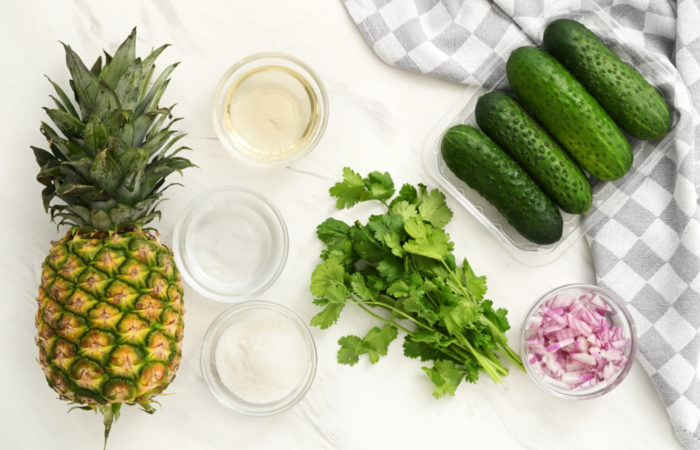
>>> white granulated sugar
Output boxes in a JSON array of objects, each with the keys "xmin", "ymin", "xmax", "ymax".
[{"xmin": 215, "ymin": 315, "xmax": 307, "ymax": 403}]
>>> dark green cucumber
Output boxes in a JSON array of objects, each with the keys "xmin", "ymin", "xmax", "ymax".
[
  {"xmin": 475, "ymin": 91, "xmax": 592, "ymax": 214},
  {"xmin": 544, "ymin": 18, "xmax": 670, "ymax": 140},
  {"xmin": 506, "ymin": 46, "xmax": 632, "ymax": 181},
  {"xmin": 440, "ymin": 124, "xmax": 563, "ymax": 245}
]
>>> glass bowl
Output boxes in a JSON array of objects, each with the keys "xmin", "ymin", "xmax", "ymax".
[
  {"xmin": 173, "ymin": 187, "xmax": 288, "ymax": 302},
  {"xmin": 521, "ymin": 283, "xmax": 637, "ymax": 399},
  {"xmin": 212, "ymin": 52, "xmax": 329, "ymax": 166},
  {"xmin": 201, "ymin": 300, "xmax": 317, "ymax": 415}
]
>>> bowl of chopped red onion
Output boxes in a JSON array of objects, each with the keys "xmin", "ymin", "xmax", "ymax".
[{"xmin": 521, "ymin": 284, "xmax": 637, "ymax": 399}]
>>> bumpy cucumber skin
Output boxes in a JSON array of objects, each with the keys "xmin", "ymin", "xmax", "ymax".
[
  {"xmin": 475, "ymin": 91, "xmax": 592, "ymax": 214},
  {"xmin": 506, "ymin": 46, "xmax": 632, "ymax": 181},
  {"xmin": 440, "ymin": 124, "xmax": 563, "ymax": 245},
  {"xmin": 544, "ymin": 18, "xmax": 670, "ymax": 140}
]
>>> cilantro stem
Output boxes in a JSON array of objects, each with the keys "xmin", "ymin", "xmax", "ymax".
[
  {"xmin": 352, "ymin": 299, "xmax": 476, "ymax": 368},
  {"xmin": 351, "ymin": 301, "xmax": 413, "ymax": 335},
  {"xmin": 367, "ymin": 300, "xmax": 431, "ymax": 330},
  {"xmin": 456, "ymin": 334, "xmax": 508, "ymax": 383},
  {"xmin": 498, "ymin": 343, "xmax": 526, "ymax": 371}
]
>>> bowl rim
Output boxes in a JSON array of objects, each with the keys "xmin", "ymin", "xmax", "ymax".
[
  {"xmin": 200, "ymin": 299, "xmax": 318, "ymax": 415},
  {"xmin": 172, "ymin": 186, "xmax": 289, "ymax": 303},
  {"xmin": 211, "ymin": 51, "xmax": 329, "ymax": 166},
  {"xmin": 521, "ymin": 283, "xmax": 638, "ymax": 400}
]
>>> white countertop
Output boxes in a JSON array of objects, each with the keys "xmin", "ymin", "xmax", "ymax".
[{"xmin": 0, "ymin": 0, "xmax": 681, "ymax": 448}]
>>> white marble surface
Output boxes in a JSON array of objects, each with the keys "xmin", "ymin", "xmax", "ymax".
[{"xmin": 0, "ymin": 0, "xmax": 681, "ymax": 448}]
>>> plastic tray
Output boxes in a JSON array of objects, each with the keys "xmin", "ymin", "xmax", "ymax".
[{"xmin": 422, "ymin": 0, "xmax": 679, "ymax": 266}]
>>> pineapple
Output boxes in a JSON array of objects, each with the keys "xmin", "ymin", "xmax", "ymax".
[{"xmin": 31, "ymin": 28, "xmax": 193, "ymax": 445}]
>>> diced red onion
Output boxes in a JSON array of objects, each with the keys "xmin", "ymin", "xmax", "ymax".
[{"xmin": 525, "ymin": 290, "xmax": 631, "ymax": 391}]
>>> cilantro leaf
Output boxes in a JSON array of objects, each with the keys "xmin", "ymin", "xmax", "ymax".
[
  {"xmin": 320, "ymin": 236, "xmax": 354, "ymax": 265},
  {"xmin": 403, "ymin": 336, "xmax": 446, "ymax": 362},
  {"xmin": 317, "ymin": 218, "xmax": 351, "ymax": 244},
  {"xmin": 338, "ymin": 326, "xmax": 398, "ymax": 365},
  {"xmin": 367, "ymin": 213, "xmax": 404, "ymax": 238},
  {"xmin": 384, "ymin": 232, "xmax": 404, "ymax": 258},
  {"xmin": 418, "ymin": 185, "xmax": 453, "ymax": 228},
  {"xmin": 440, "ymin": 301, "xmax": 481, "ymax": 335},
  {"xmin": 310, "ymin": 303, "xmax": 345, "ymax": 330},
  {"xmin": 330, "ymin": 167, "xmax": 366, "ymax": 209},
  {"xmin": 482, "ymin": 299, "xmax": 510, "ymax": 333},
  {"xmin": 349, "ymin": 272, "xmax": 374, "ymax": 301},
  {"xmin": 310, "ymin": 258, "xmax": 347, "ymax": 301},
  {"xmin": 366, "ymin": 274, "xmax": 387, "ymax": 293},
  {"xmin": 329, "ymin": 168, "xmax": 395, "ymax": 209},
  {"xmin": 390, "ymin": 200, "xmax": 418, "ymax": 222},
  {"xmin": 462, "ymin": 355, "xmax": 481, "ymax": 383},
  {"xmin": 403, "ymin": 292, "xmax": 440, "ymax": 326},
  {"xmin": 367, "ymin": 214, "xmax": 405, "ymax": 251},
  {"xmin": 350, "ymin": 224, "xmax": 386, "ymax": 262},
  {"xmin": 337, "ymin": 335, "xmax": 362, "ymax": 365},
  {"xmin": 403, "ymin": 226, "xmax": 453, "ymax": 261},
  {"xmin": 462, "ymin": 258, "xmax": 487, "ymax": 302},
  {"xmin": 403, "ymin": 215, "xmax": 426, "ymax": 239},
  {"xmin": 361, "ymin": 325, "xmax": 398, "ymax": 363},
  {"xmin": 387, "ymin": 280, "xmax": 409, "ymax": 298},
  {"xmin": 366, "ymin": 171, "xmax": 395, "ymax": 202},
  {"xmin": 390, "ymin": 183, "xmax": 418, "ymax": 207},
  {"xmin": 422, "ymin": 360, "xmax": 467, "ymax": 398},
  {"xmin": 377, "ymin": 256, "xmax": 403, "ymax": 282}
]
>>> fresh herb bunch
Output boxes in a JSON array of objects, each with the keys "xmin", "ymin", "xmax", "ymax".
[{"xmin": 310, "ymin": 168, "xmax": 524, "ymax": 397}]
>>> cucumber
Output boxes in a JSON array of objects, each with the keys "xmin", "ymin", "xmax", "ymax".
[
  {"xmin": 544, "ymin": 18, "xmax": 670, "ymax": 140},
  {"xmin": 506, "ymin": 46, "xmax": 632, "ymax": 181},
  {"xmin": 440, "ymin": 124, "xmax": 563, "ymax": 245},
  {"xmin": 475, "ymin": 91, "xmax": 592, "ymax": 214}
]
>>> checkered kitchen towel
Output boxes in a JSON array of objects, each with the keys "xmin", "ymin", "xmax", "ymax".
[{"xmin": 342, "ymin": 0, "xmax": 700, "ymax": 447}]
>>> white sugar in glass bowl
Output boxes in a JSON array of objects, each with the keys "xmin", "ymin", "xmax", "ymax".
[{"xmin": 201, "ymin": 300, "xmax": 317, "ymax": 415}]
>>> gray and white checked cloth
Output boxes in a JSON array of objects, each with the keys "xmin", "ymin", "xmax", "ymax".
[{"xmin": 342, "ymin": 0, "xmax": 700, "ymax": 447}]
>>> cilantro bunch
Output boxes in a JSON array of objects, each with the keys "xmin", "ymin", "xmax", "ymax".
[{"xmin": 310, "ymin": 168, "xmax": 524, "ymax": 397}]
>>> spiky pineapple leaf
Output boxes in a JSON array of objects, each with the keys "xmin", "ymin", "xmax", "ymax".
[
  {"xmin": 114, "ymin": 62, "xmax": 144, "ymax": 112},
  {"xmin": 32, "ymin": 147, "xmax": 56, "ymax": 170},
  {"xmin": 43, "ymin": 108, "xmax": 85, "ymax": 138},
  {"xmin": 143, "ymin": 127, "xmax": 181, "ymax": 157},
  {"xmin": 90, "ymin": 56, "xmax": 103, "ymax": 77},
  {"xmin": 63, "ymin": 158, "xmax": 92, "ymax": 180},
  {"xmin": 117, "ymin": 147, "xmax": 149, "ymax": 174},
  {"xmin": 45, "ymin": 75, "xmax": 79, "ymax": 118},
  {"xmin": 40, "ymin": 123, "xmax": 83, "ymax": 161},
  {"xmin": 83, "ymin": 116, "xmax": 108, "ymax": 156},
  {"xmin": 63, "ymin": 43, "xmax": 99, "ymax": 120},
  {"xmin": 99, "ymin": 28, "xmax": 136, "ymax": 89},
  {"xmin": 135, "ymin": 63, "xmax": 177, "ymax": 117},
  {"xmin": 94, "ymin": 82, "xmax": 121, "ymax": 122},
  {"xmin": 89, "ymin": 150, "xmax": 121, "ymax": 191},
  {"xmin": 137, "ymin": 44, "xmax": 170, "ymax": 101}
]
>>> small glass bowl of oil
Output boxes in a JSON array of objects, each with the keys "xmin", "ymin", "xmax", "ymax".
[{"xmin": 213, "ymin": 53, "xmax": 328, "ymax": 166}]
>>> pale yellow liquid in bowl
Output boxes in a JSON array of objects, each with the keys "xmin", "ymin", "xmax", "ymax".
[{"xmin": 223, "ymin": 65, "xmax": 319, "ymax": 159}]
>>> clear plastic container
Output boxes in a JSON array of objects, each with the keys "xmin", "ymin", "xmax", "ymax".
[
  {"xmin": 173, "ymin": 187, "xmax": 289, "ymax": 302},
  {"xmin": 422, "ymin": 0, "xmax": 679, "ymax": 265}
]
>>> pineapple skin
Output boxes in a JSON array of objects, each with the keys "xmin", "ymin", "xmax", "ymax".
[{"xmin": 35, "ymin": 228, "xmax": 184, "ymax": 406}]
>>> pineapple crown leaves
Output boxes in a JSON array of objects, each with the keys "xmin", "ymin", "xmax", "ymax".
[{"xmin": 33, "ymin": 27, "xmax": 195, "ymax": 231}]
